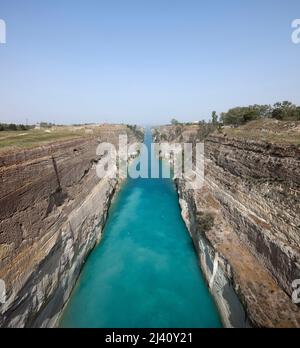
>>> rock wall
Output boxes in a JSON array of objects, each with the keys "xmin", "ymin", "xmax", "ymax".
[
  {"xmin": 154, "ymin": 125, "xmax": 300, "ymax": 327},
  {"xmin": 177, "ymin": 186, "xmax": 251, "ymax": 328},
  {"xmin": 204, "ymin": 135, "xmax": 300, "ymax": 297},
  {"xmin": 0, "ymin": 127, "xmax": 142, "ymax": 327}
]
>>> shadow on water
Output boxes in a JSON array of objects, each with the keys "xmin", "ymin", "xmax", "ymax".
[{"xmin": 59, "ymin": 129, "xmax": 222, "ymax": 328}]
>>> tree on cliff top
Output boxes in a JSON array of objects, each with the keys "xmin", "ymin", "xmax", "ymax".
[
  {"xmin": 211, "ymin": 111, "xmax": 218, "ymax": 125},
  {"xmin": 220, "ymin": 106, "xmax": 261, "ymax": 126},
  {"xmin": 171, "ymin": 118, "xmax": 179, "ymax": 125},
  {"xmin": 220, "ymin": 101, "xmax": 300, "ymax": 126},
  {"xmin": 271, "ymin": 101, "xmax": 300, "ymax": 120},
  {"xmin": 0, "ymin": 123, "xmax": 32, "ymax": 131}
]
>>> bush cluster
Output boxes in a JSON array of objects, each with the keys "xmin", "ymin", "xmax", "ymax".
[{"xmin": 220, "ymin": 101, "xmax": 300, "ymax": 126}]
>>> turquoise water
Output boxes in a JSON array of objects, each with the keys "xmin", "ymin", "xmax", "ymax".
[{"xmin": 59, "ymin": 130, "xmax": 222, "ymax": 328}]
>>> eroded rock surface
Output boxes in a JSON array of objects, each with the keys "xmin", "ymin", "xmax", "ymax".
[
  {"xmin": 0, "ymin": 125, "xmax": 143, "ymax": 327},
  {"xmin": 153, "ymin": 121, "xmax": 300, "ymax": 327}
]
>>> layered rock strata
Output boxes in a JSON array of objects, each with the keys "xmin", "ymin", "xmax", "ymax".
[
  {"xmin": 0, "ymin": 126, "xmax": 143, "ymax": 327},
  {"xmin": 153, "ymin": 124, "xmax": 300, "ymax": 327}
]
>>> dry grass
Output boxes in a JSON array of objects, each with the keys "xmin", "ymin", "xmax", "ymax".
[
  {"xmin": 0, "ymin": 124, "xmax": 135, "ymax": 153},
  {"xmin": 221, "ymin": 119, "xmax": 300, "ymax": 145},
  {"xmin": 0, "ymin": 126, "xmax": 100, "ymax": 153}
]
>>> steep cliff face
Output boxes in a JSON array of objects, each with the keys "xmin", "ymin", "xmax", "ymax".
[
  {"xmin": 0, "ymin": 126, "xmax": 143, "ymax": 327},
  {"xmin": 204, "ymin": 135, "xmax": 300, "ymax": 297},
  {"xmin": 154, "ymin": 121, "xmax": 300, "ymax": 327}
]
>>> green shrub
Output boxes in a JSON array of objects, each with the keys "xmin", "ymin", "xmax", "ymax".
[{"xmin": 220, "ymin": 101, "xmax": 300, "ymax": 125}]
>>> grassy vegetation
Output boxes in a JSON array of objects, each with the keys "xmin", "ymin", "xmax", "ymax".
[
  {"xmin": 0, "ymin": 127, "xmax": 87, "ymax": 152},
  {"xmin": 0, "ymin": 124, "xmax": 144, "ymax": 153},
  {"xmin": 158, "ymin": 118, "xmax": 300, "ymax": 146},
  {"xmin": 221, "ymin": 119, "xmax": 300, "ymax": 146}
]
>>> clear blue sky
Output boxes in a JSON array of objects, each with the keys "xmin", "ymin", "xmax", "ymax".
[{"xmin": 0, "ymin": 0, "xmax": 299, "ymax": 125}]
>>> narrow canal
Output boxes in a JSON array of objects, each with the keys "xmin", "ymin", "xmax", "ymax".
[{"xmin": 59, "ymin": 129, "xmax": 221, "ymax": 328}]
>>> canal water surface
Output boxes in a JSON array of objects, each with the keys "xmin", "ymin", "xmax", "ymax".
[{"xmin": 59, "ymin": 130, "xmax": 221, "ymax": 328}]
